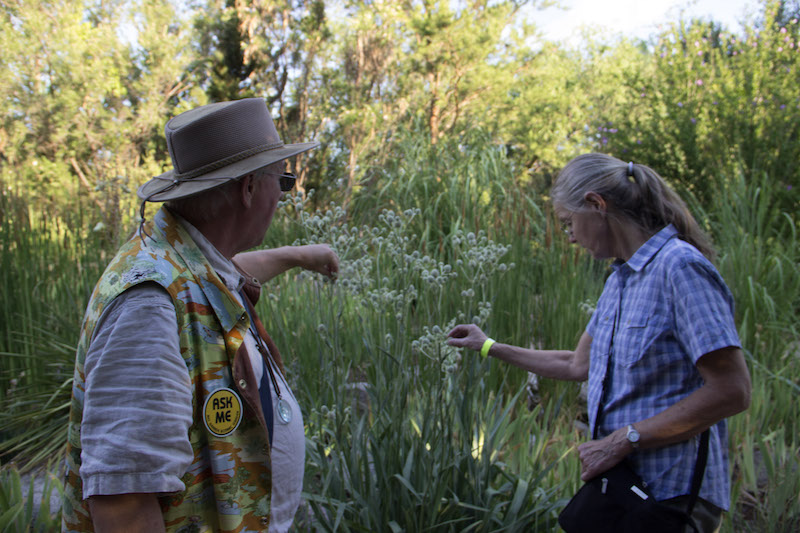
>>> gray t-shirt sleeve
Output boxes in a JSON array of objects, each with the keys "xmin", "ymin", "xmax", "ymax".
[{"xmin": 80, "ymin": 282, "xmax": 194, "ymax": 498}]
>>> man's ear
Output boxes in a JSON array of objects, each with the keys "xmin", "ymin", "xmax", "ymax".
[
  {"xmin": 239, "ymin": 174, "xmax": 256, "ymax": 209},
  {"xmin": 583, "ymin": 192, "xmax": 607, "ymax": 213}
]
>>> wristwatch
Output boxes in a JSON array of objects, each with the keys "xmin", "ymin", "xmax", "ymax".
[{"xmin": 626, "ymin": 424, "xmax": 641, "ymax": 449}]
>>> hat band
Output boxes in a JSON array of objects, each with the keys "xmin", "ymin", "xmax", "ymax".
[{"xmin": 174, "ymin": 140, "xmax": 285, "ymax": 179}]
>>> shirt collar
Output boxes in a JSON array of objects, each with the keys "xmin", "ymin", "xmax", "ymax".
[
  {"xmin": 616, "ymin": 224, "xmax": 678, "ymax": 273},
  {"xmin": 172, "ymin": 212, "xmax": 245, "ymax": 293}
]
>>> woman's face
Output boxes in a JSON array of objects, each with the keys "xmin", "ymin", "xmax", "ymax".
[{"xmin": 556, "ymin": 202, "xmax": 615, "ymax": 260}]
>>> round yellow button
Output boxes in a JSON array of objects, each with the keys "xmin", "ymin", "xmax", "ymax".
[{"xmin": 203, "ymin": 388, "xmax": 243, "ymax": 437}]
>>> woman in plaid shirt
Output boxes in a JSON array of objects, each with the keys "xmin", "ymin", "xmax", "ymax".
[{"xmin": 448, "ymin": 153, "xmax": 751, "ymax": 533}]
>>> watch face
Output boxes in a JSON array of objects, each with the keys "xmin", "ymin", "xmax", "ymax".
[{"xmin": 627, "ymin": 426, "xmax": 640, "ymax": 443}]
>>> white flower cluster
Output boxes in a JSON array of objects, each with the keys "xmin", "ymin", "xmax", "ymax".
[
  {"xmin": 284, "ymin": 196, "xmax": 514, "ymax": 375},
  {"xmin": 280, "ymin": 192, "xmax": 360, "ymax": 257},
  {"xmin": 451, "ymin": 231, "xmax": 514, "ymax": 288},
  {"xmin": 579, "ymin": 299, "xmax": 596, "ymax": 317},
  {"xmin": 411, "ymin": 319, "xmax": 462, "ymax": 374},
  {"xmin": 362, "ymin": 285, "xmax": 418, "ymax": 320},
  {"xmin": 471, "ymin": 301, "xmax": 493, "ymax": 325},
  {"xmin": 308, "ymin": 403, "xmax": 350, "ymax": 424},
  {"xmin": 412, "ymin": 256, "xmax": 458, "ymax": 289}
]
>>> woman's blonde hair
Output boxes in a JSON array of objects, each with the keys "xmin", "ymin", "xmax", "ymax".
[{"xmin": 551, "ymin": 153, "xmax": 715, "ymax": 259}]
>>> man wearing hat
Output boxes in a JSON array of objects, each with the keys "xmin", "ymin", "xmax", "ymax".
[{"xmin": 62, "ymin": 98, "xmax": 339, "ymax": 532}]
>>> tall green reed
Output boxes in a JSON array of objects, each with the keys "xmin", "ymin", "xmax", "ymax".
[
  {"xmin": 348, "ymin": 124, "xmax": 541, "ymax": 248},
  {"xmin": 0, "ymin": 191, "xmax": 111, "ymax": 468},
  {"xmin": 0, "ymin": 192, "xmax": 107, "ymax": 389},
  {"xmin": 733, "ymin": 427, "xmax": 800, "ymax": 532},
  {"xmin": 700, "ymin": 168, "xmax": 800, "ymax": 530},
  {"xmin": 708, "ymin": 170, "xmax": 800, "ymax": 433}
]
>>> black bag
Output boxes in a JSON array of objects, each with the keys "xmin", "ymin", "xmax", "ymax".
[{"xmin": 558, "ymin": 461, "xmax": 699, "ymax": 533}]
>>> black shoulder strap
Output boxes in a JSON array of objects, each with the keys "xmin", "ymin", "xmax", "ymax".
[{"xmin": 685, "ymin": 429, "xmax": 710, "ymax": 518}]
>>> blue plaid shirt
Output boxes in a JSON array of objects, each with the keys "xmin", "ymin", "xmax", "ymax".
[{"xmin": 586, "ymin": 225, "xmax": 740, "ymax": 510}]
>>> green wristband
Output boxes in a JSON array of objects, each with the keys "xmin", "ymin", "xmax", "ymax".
[{"xmin": 480, "ymin": 338, "xmax": 496, "ymax": 358}]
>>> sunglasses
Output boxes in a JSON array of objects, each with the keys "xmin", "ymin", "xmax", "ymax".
[{"xmin": 262, "ymin": 171, "xmax": 297, "ymax": 192}]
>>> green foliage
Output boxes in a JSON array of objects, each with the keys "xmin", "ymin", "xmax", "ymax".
[
  {"xmin": 350, "ymin": 121, "xmax": 541, "ymax": 245},
  {"xmin": 0, "ymin": 464, "xmax": 63, "ymax": 532},
  {"xmin": 495, "ymin": 36, "xmax": 649, "ymax": 186},
  {"xmin": 601, "ymin": 1, "xmax": 800, "ymax": 214},
  {"xmin": 0, "ymin": 0, "xmax": 198, "ymax": 237},
  {"xmin": 191, "ymin": 0, "xmax": 333, "ymax": 193},
  {"xmin": 711, "ymin": 171, "xmax": 800, "ymax": 364},
  {"xmin": 700, "ymin": 164, "xmax": 800, "ymax": 531},
  {"xmin": 302, "ymin": 372, "xmax": 563, "ymax": 531},
  {"xmin": 733, "ymin": 428, "xmax": 800, "ymax": 532},
  {"xmin": 0, "ymin": 192, "xmax": 101, "ymax": 468},
  {"xmin": 308, "ymin": 0, "xmax": 551, "ymax": 202}
]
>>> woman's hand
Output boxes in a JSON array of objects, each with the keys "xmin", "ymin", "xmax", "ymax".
[
  {"xmin": 446, "ymin": 324, "xmax": 489, "ymax": 353},
  {"xmin": 577, "ymin": 427, "xmax": 632, "ymax": 481}
]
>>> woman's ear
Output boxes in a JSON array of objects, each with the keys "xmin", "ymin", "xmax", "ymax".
[{"xmin": 583, "ymin": 192, "xmax": 607, "ymax": 213}]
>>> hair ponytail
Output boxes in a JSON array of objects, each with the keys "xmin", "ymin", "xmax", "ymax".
[{"xmin": 552, "ymin": 153, "xmax": 715, "ymax": 260}]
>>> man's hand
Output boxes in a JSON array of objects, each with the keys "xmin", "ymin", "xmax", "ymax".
[
  {"xmin": 89, "ymin": 493, "xmax": 165, "ymax": 533},
  {"xmin": 297, "ymin": 244, "xmax": 339, "ymax": 280}
]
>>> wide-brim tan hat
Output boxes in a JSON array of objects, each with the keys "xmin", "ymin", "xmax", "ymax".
[{"xmin": 137, "ymin": 98, "xmax": 319, "ymax": 202}]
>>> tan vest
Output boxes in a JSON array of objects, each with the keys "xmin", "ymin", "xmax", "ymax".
[{"xmin": 62, "ymin": 207, "xmax": 283, "ymax": 532}]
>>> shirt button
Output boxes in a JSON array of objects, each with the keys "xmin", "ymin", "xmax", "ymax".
[{"xmin": 238, "ymin": 379, "xmax": 247, "ymax": 389}]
